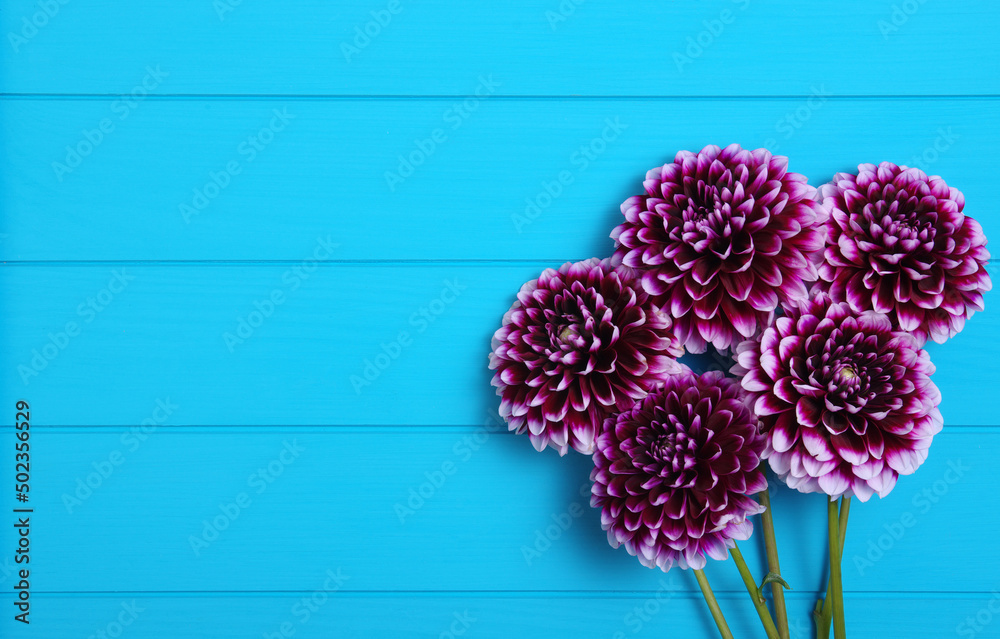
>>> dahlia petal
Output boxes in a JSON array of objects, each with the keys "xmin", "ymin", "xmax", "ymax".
[
  {"xmin": 741, "ymin": 369, "xmax": 771, "ymax": 393},
  {"xmin": 778, "ymin": 336, "xmax": 802, "ymax": 361},
  {"xmin": 642, "ymin": 271, "xmax": 670, "ymax": 297},
  {"xmin": 529, "ymin": 434, "xmax": 548, "ymax": 452},
  {"xmin": 755, "ymin": 393, "xmax": 786, "ymax": 416},
  {"xmin": 796, "ymin": 397, "xmax": 822, "ymax": 427},
  {"xmin": 870, "ymin": 466, "xmax": 898, "ymax": 498},
  {"xmin": 770, "ymin": 412, "xmax": 798, "ymax": 453},
  {"xmin": 802, "ymin": 454, "xmax": 837, "ymax": 478},
  {"xmin": 748, "ymin": 285, "xmax": 780, "ymax": 311},
  {"xmin": 670, "ymin": 285, "xmax": 694, "ymax": 317},
  {"xmin": 832, "ymin": 432, "xmax": 869, "ymax": 465},
  {"xmin": 693, "ymin": 258, "xmax": 723, "ymax": 286},
  {"xmin": 767, "ymin": 450, "xmax": 792, "ymax": 475},
  {"xmin": 817, "ymin": 471, "xmax": 850, "ymax": 497},
  {"xmin": 704, "ymin": 536, "xmax": 730, "ymax": 562},
  {"xmin": 722, "ymin": 298, "xmax": 759, "ymax": 338},
  {"xmin": 773, "ymin": 377, "xmax": 798, "ymax": 403},
  {"xmin": 759, "ymin": 348, "xmax": 782, "ymax": 378},
  {"xmin": 896, "ymin": 305, "xmax": 924, "ymax": 332},
  {"xmin": 850, "ymin": 479, "xmax": 876, "ymax": 502},
  {"xmin": 542, "ymin": 394, "xmax": 569, "ymax": 423},
  {"xmin": 801, "ymin": 427, "xmax": 835, "ymax": 461},
  {"xmin": 885, "ymin": 446, "xmax": 922, "ymax": 475},
  {"xmin": 822, "ymin": 411, "xmax": 850, "ymax": 436},
  {"xmin": 722, "ymin": 269, "xmax": 755, "ymax": 301}
]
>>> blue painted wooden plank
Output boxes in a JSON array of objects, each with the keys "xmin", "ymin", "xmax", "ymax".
[
  {"xmin": 0, "ymin": 429, "xmax": 992, "ymax": 594},
  {"xmin": 0, "ymin": 1, "xmax": 996, "ymax": 96},
  {"xmin": 0, "ymin": 264, "xmax": 995, "ymax": 426},
  {"xmin": 0, "ymin": 98, "xmax": 995, "ymax": 262},
  {"xmin": 0, "ymin": 593, "xmax": 992, "ymax": 639}
]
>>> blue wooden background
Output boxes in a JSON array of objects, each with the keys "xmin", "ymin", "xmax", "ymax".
[{"xmin": 1, "ymin": 1, "xmax": 998, "ymax": 637}]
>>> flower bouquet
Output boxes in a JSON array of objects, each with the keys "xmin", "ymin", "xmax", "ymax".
[{"xmin": 489, "ymin": 144, "xmax": 991, "ymax": 638}]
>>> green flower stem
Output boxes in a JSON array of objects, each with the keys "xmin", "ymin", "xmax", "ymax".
[
  {"xmin": 758, "ymin": 489, "xmax": 790, "ymax": 639},
  {"xmin": 827, "ymin": 499, "xmax": 847, "ymax": 639},
  {"xmin": 731, "ymin": 545, "xmax": 781, "ymax": 639},
  {"xmin": 694, "ymin": 569, "xmax": 734, "ymax": 639},
  {"xmin": 816, "ymin": 497, "xmax": 851, "ymax": 639}
]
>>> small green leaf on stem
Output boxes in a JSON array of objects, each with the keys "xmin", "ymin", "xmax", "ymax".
[{"xmin": 756, "ymin": 571, "xmax": 792, "ymax": 601}]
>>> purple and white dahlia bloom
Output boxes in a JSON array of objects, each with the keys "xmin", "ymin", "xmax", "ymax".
[
  {"xmin": 591, "ymin": 371, "xmax": 767, "ymax": 571},
  {"xmin": 612, "ymin": 144, "xmax": 827, "ymax": 353},
  {"xmin": 818, "ymin": 162, "xmax": 991, "ymax": 345},
  {"xmin": 734, "ymin": 293, "xmax": 943, "ymax": 501},
  {"xmin": 489, "ymin": 258, "xmax": 685, "ymax": 456}
]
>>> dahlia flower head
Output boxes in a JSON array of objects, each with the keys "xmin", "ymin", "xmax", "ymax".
[
  {"xmin": 591, "ymin": 371, "xmax": 767, "ymax": 571},
  {"xmin": 612, "ymin": 143, "xmax": 828, "ymax": 353},
  {"xmin": 818, "ymin": 162, "xmax": 991, "ymax": 345},
  {"xmin": 733, "ymin": 293, "xmax": 943, "ymax": 501},
  {"xmin": 489, "ymin": 258, "xmax": 685, "ymax": 455}
]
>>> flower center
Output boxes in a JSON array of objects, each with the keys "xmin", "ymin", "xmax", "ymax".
[
  {"xmin": 649, "ymin": 433, "xmax": 677, "ymax": 461},
  {"xmin": 863, "ymin": 193, "xmax": 938, "ymax": 248},
  {"xmin": 686, "ymin": 186, "xmax": 722, "ymax": 224},
  {"xmin": 557, "ymin": 325, "xmax": 580, "ymax": 344},
  {"xmin": 831, "ymin": 362, "xmax": 866, "ymax": 393},
  {"xmin": 644, "ymin": 429, "xmax": 699, "ymax": 487}
]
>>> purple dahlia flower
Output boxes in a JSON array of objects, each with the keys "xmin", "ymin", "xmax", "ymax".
[
  {"xmin": 591, "ymin": 371, "xmax": 766, "ymax": 571},
  {"xmin": 818, "ymin": 162, "xmax": 991, "ymax": 345},
  {"xmin": 489, "ymin": 258, "xmax": 685, "ymax": 456},
  {"xmin": 612, "ymin": 143, "xmax": 827, "ymax": 353},
  {"xmin": 733, "ymin": 293, "xmax": 943, "ymax": 501}
]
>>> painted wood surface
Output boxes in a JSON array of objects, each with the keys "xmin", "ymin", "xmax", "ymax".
[
  {"xmin": 0, "ymin": 99, "xmax": 993, "ymax": 262},
  {"xmin": 2, "ymin": 429, "xmax": 991, "ymax": 593},
  {"xmin": 5, "ymin": 594, "xmax": 996, "ymax": 639},
  {"xmin": 0, "ymin": 264, "xmax": 995, "ymax": 427},
  {"xmin": 1, "ymin": 1, "xmax": 997, "ymax": 96},
  {"xmin": 2, "ymin": 1, "xmax": 998, "ymax": 637}
]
